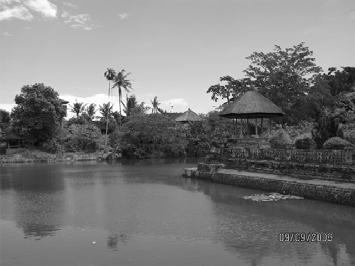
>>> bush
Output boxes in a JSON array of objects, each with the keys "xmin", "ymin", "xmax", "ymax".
[
  {"xmin": 64, "ymin": 124, "xmax": 105, "ymax": 152},
  {"xmin": 294, "ymin": 133, "xmax": 316, "ymax": 150},
  {"xmin": 323, "ymin": 137, "xmax": 354, "ymax": 150},
  {"xmin": 344, "ymin": 129, "xmax": 355, "ymax": 145},
  {"xmin": 284, "ymin": 121, "xmax": 314, "ymax": 140},
  {"xmin": 269, "ymin": 129, "xmax": 293, "ymax": 149},
  {"xmin": 118, "ymin": 114, "xmax": 186, "ymax": 158},
  {"xmin": 41, "ymin": 138, "xmax": 63, "ymax": 153}
]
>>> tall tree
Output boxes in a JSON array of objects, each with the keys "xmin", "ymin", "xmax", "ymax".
[
  {"xmin": 99, "ymin": 103, "xmax": 113, "ymax": 122},
  {"xmin": 0, "ymin": 109, "xmax": 10, "ymax": 124},
  {"xmin": 70, "ymin": 101, "xmax": 86, "ymax": 117},
  {"xmin": 207, "ymin": 76, "xmax": 250, "ymax": 104},
  {"xmin": 104, "ymin": 68, "xmax": 116, "ymax": 148},
  {"xmin": 316, "ymin": 67, "xmax": 355, "ymax": 97},
  {"xmin": 85, "ymin": 103, "xmax": 96, "ymax": 121},
  {"xmin": 111, "ymin": 69, "xmax": 132, "ymax": 118},
  {"xmin": 151, "ymin": 96, "xmax": 161, "ymax": 114},
  {"xmin": 244, "ymin": 42, "xmax": 322, "ymax": 123},
  {"xmin": 104, "ymin": 68, "xmax": 116, "ymax": 96},
  {"xmin": 11, "ymin": 83, "xmax": 67, "ymax": 145},
  {"xmin": 122, "ymin": 95, "xmax": 150, "ymax": 117}
]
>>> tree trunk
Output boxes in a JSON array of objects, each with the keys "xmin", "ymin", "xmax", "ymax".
[
  {"xmin": 104, "ymin": 80, "xmax": 111, "ymax": 152},
  {"xmin": 119, "ymin": 86, "xmax": 122, "ymax": 126}
]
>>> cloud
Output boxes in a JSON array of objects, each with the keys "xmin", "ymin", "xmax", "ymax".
[
  {"xmin": 118, "ymin": 12, "xmax": 128, "ymax": 20},
  {"xmin": 0, "ymin": 103, "xmax": 15, "ymax": 112},
  {"xmin": 1, "ymin": 31, "xmax": 12, "ymax": 36},
  {"xmin": 62, "ymin": 12, "xmax": 96, "ymax": 30},
  {"xmin": 0, "ymin": 6, "xmax": 33, "ymax": 21},
  {"xmin": 0, "ymin": 94, "xmax": 191, "ymax": 119},
  {"xmin": 25, "ymin": 0, "xmax": 57, "ymax": 18},
  {"xmin": 349, "ymin": 10, "xmax": 355, "ymax": 21},
  {"xmin": 63, "ymin": 1, "xmax": 77, "ymax": 9},
  {"xmin": 160, "ymin": 98, "xmax": 188, "ymax": 113},
  {"xmin": 60, "ymin": 94, "xmax": 190, "ymax": 117},
  {"xmin": 61, "ymin": 93, "xmax": 121, "ymax": 117},
  {"xmin": 0, "ymin": 0, "xmax": 56, "ymax": 21}
]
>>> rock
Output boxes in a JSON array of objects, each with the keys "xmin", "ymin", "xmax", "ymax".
[
  {"xmin": 323, "ymin": 137, "xmax": 354, "ymax": 150},
  {"xmin": 269, "ymin": 129, "xmax": 293, "ymax": 149},
  {"xmin": 243, "ymin": 193, "xmax": 304, "ymax": 202},
  {"xmin": 294, "ymin": 133, "xmax": 316, "ymax": 150}
]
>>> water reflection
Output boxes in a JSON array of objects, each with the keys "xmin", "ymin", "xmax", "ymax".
[
  {"xmin": 1, "ymin": 165, "xmax": 65, "ymax": 239},
  {"xmin": 189, "ymin": 178, "xmax": 355, "ymax": 265},
  {"xmin": 1, "ymin": 161, "xmax": 355, "ymax": 266},
  {"xmin": 107, "ymin": 232, "xmax": 129, "ymax": 251}
]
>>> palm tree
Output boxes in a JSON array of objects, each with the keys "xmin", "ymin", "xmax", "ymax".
[
  {"xmin": 86, "ymin": 103, "xmax": 96, "ymax": 121},
  {"xmin": 70, "ymin": 101, "xmax": 86, "ymax": 117},
  {"xmin": 104, "ymin": 68, "xmax": 116, "ymax": 150},
  {"xmin": 111, "ymin": 69, "xmax": 132, "ymax": 121},
  {"xmin": 99, "ymin": 102, "xmax": 113, "ymax": 120},
  {"xmin": 151, "ymin": 96, "xmax": 161, "ymax": 114}
]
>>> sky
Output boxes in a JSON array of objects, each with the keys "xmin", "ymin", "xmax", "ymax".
[{"xmin": 1, "ymin": 0, "xmax": 355, "ymax": 116}]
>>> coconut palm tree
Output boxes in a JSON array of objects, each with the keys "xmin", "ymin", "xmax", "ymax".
[
  {"xmin": 99, "ymin": 102, "xmax": 113, "ymax": 120},
  {"xmin": 151, "ymin": 96, "xmax": 161, "ymax": 114},
  {"xmin": 104, "ymin": 68, "xmax": 116, "ymax": 150},
  {"xmin": 111, "ymin": 69, "xmax": 132, "ymax": 121},
  {"xmin": 85, "ymin": 103, "xmax": 96, "ymax": 121},
  {"xmin": 70, "ymin": 101, "xmax": 86, "ymax": 117}
]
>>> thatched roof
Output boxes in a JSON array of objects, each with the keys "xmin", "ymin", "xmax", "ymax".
[
  {"xmin": 175, "ymin": 108, "xmax": 202, "ymax": 122},
  {"xmin": 219, "ymin": 90, "xmax": 284, "ymax": 119}
]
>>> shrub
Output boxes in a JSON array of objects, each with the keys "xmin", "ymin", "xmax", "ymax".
[
  {"xmin": 323, "ymin": 137, "xmax": 354, "ymax": 150},
  {"xmin": 41, "ymin": 138, "xmax": 63, "ymax": 153},
  {"xmin": 269, "ymin": 129, "xmax": 293, "ymax": 149},
  {"xmin": 64, "ymin": 124, "xmax": 105, "ymax": 152},
  {"xmin": 294, "ymin": 133, "xmax": 316, "ymax": 150},
  {"xmin": 118, "ymin": 114, "xmax": 185, "ymax": 158},
  {"xmin": 344, "ymin": 129, "xmax": 355, "ymax": 145}
]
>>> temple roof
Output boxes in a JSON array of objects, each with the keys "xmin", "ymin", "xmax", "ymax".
[
  {"xmin": 175, "ymin": 108, "xmax": 202, "ymax": 122},
  {"xmin": 219, "ymin": 90, "xmax": 285, "ymax": 119}
]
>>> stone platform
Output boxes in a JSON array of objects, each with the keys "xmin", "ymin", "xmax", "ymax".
[{"xmin": 183, "ymin": 163, "xmax": 355, "ymax": 206}]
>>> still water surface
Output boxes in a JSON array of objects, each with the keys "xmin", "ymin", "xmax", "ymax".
[{"xmin": 1, "ymin": 160, "xmax": 355, "ymax": 266}]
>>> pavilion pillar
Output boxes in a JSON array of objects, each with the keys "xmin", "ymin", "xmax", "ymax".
[
  {"xmin": 235, "ymin": 118, "xmax": 237, "ymax": 136},
  {"xmin": 261, "ymin": 118, "xmax": 263, "ymax": 136},
  {"xmin": 246, "ymin": 118, "xmax": 249, "ymax": 136},
  {"xmin": 255, "ymin": 118, "xmax": 258, "ymax": 137},
  {"xmin": 269, "ymin": 118, "xmax": 272, "ymax": 135}
]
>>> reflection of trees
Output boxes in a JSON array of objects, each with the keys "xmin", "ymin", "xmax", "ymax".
[
  {"xmin": 107, "ymin": 232, "xmax": 129, "ymax": 251},
  {"xmin": 0, "ymin": 165, "xmax": 65, "ymax": 239},
  {"xmin": 0, "ymin": 165, "xmax": 65, "ymax": 191},
  {"xmin": 193, "ymin": 180, "xmax": 355, "ymax": 265}
]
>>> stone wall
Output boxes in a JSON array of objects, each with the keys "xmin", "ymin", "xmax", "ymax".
[
  {"xmin": 185, "ymin": 163, "xmax": 355, "ymax": 206},
  {"xmin": 221, "ymin": 147, "xmax": 354, "ymax": 165},
  {"xmin": 212, "ymin": 171, "xmax": 355, "ymax": 206},
  {"xmin": 223, "ymin": 159, "xmax": 355, "ymax": 182}
]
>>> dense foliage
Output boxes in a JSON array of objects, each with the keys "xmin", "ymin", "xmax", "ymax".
[
  {"xmin": 64, "ymin": 123, "xmax": 105, "ymax": 152},
  {"xmin": 113, "ymin": 114, "xmax": 186, "ymax": 158},
  {"xmin": 0, "ymin": 109, "xmax": 10, "ymax": 123},
  {"xmin": 11, "ymin": 84, "xmax": 67, "ymax": 145}
]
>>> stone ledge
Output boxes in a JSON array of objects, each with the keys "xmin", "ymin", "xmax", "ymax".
[{"xmin": 183, "ymin": 166, "xmax": 355, "ymax": 206}]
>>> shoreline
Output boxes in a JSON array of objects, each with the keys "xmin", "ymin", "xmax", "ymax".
[{"xmin": 0, "ymin": 150, "xmax": 104, "ymax": 164}]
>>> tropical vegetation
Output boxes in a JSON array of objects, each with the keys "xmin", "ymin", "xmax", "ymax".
[{"xmin": 1, "ymin": 43, "xmax": 354, "ymax": 161}]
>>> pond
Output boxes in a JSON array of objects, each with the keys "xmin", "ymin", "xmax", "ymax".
[{"xmin": 1, "ymin": 160, "xmax": 355, "ymax": 266}]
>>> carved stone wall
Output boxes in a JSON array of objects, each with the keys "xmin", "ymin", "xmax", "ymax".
[{"xmin": 221, "ymin": 146, "xmax": 354, "ymax": 165}]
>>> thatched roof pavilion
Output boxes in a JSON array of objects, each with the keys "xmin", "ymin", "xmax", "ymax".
[
  {"xmin": 220, "ymin": 90, "xmax": 284, "ymax": 118},
  {"xmin": 175, "ymin": 108, "xmax": 202, "ymax": 123},
  {"xmin": 219, "ymin": 90, "xmax": 284, "ymax": 137}
]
